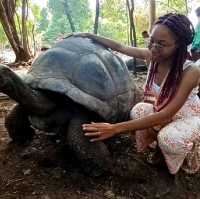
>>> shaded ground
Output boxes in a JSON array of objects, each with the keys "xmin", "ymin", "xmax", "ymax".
[{"xmin": 0, "ymin": 71, "xmax": 199, "ymax": 199}]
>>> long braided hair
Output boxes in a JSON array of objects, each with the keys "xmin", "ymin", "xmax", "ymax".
[{"xmin": 145, "ymin": 13, "xmax": 195, "ymax": 111}]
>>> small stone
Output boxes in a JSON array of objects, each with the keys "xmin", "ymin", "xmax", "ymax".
[
  {"xmin": 23, "ymin": 169, "xmax": 31, "ymax": 175},
  {"xmin": 50, "ymin": 167, "xmax": 63, "ymax": 179},
  {"xmin": 76, "ymin": 190, "xmax": 81, "ymax": 194},
  {"xmin": 104, "ymin": 190, "xmax": 115, "ymax": 199},
  {"xmin": 116, "ymin": 196, "xmax": 127, "ymax": 199},
  {"xmin": 43, "ymin": 195, "xmax": 51, "ymax": 199},
  {"xmin": 20, "ymin": 147, "xmax": 38, "ymax": 159},
  {"xmin": 0, "ymin": 137, "xmax": 6, "ymax": 141},
  {"xmin": 56, "ymin": 139, "xmax": 61, "ymax": 144}
]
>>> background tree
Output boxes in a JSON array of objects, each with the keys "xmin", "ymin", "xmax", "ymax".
[
  {"xmin": 43, "ymin": 0, "xmax": 92, "ymax": 44},
  {"xmin": 149, "ymin": 0, "xmax": 156, "ymax": 32},
  {"xmin": 93, "ymin": 0, "xmax": 100, "ymax": 34},
  {"xmin": 0, "ymin": 0, "xmax": 31, "ymax": 63},
  {"xmin": 161, "ymin": 0, "xmax": 190, "ymax": 14},
  {"xmin": 21, "ymin": 0, "xmax": 30, "ymax": 55},
  {"xmin": 0, "ymin": 0, "xmax": 198, "ymax": 64},
  {"xmin": 126, "ymin": 0, "xmax": 137, "ymax": 47},
  {"xmin": 63, "ymin": 0, "xmax": 76, "ymax": 32},
  {"xmin": 126, "ymin": 0, "xmax": 137, "ymax": 73},
  {"xmin": 99, "ymin": 0, "xmax": 128, "ymax": 44},
  {"xmin": 30, "ymin": 4, "xmax": 44, "ymax": 54},
  {"xmin": 37, "ymin": 8, "xmax": 49, "ymax": 33},
  {"xmin": 0, "ymin": 24, "xmax": 7, "ymax": 50}
]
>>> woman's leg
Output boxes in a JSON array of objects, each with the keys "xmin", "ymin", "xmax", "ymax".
[
  {"xmin": 158, "ymin": 116, "xmax": 200, "ymax": 174},
  {"xmin": 130, "ymin": 102, "xmax": 157, "ymax": 152}
]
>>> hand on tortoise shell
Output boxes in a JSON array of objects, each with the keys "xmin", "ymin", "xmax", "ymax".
[
  {"xmin": 72, "ymin": 32, "xmax": 93, "ymax": 38},
  {"xmin": 82, "ymin": 122, "xmax": 117, "ymax": 142}
]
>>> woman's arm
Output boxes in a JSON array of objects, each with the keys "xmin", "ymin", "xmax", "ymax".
[
  {"xmin": 83, "ymin": 66, "xmax": 200, "ymax": 141},
  {"xmin": 75, "ymin": 33, "xmax": 151, "ymax": 60}
]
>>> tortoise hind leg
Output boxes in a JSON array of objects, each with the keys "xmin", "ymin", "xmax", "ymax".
[
  {"xmin": 66, "ymin": 111, "xmax": 113, "ymax": 176},
  {"xmin": 5, "ymin": 104, "xmax": 35, "ymax": 144}
]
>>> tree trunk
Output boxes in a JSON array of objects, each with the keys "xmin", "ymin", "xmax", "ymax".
[
  {"xmin": 16, "ymin": 13, "xmax": 22, "ymax": 38},
  {"xmin": 93, "ymin": 0, "xmax": 100, "ymax": 34},
  {"xmin": 21, "ymin": 0, "xmax": 30, "ymax": 54},
  {"xmin": 31, "ymin": 24, "xmax": 36, "ymax": 56},
  {"xmin": 185, "ymin": 0, "xmax": 188, "ymax": 14},
  {"xmin": 0, "ymin": 0, "xmax": 31, "ymax": 63},
  {"xmin": 126, "ymin": 0, "xmax": 136, "ymax": 47},
  {"xmin": 126, "ymin": 0, "xmax": 137, "ymax": 74},
  {"xmin": 149, "ymin": 0, "xmax": 156, "ymax": 32},
  {"xmin": 63, "ymin": 0, "xmax": 76, "ymax": 32}
]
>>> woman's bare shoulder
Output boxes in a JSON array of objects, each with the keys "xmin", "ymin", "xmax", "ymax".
[{"xmin": 183, "ymin": 62, "xmax": 200, "ymax": 86}]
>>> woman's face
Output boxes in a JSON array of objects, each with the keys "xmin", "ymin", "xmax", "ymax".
[{"xmin": 148, "ymin": 24, "xmax": 177, "ymax": 63}]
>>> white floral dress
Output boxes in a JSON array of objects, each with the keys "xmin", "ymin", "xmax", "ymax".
[{"xmin": 130, "ymin": 62, "xmax": 200, "ymax": 174}]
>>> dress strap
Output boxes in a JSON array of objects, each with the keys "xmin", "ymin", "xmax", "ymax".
[{"xmin": 183, "ymin": 60, "xmax": 193, "ymax": 71}]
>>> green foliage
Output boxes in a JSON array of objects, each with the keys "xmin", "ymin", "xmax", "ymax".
[
  {"xmin": 42, "ymin": 0, "xmax": 92, "ymax": 44},
  {"xmin": 98, "ymin": 0, "xmax": 129, "ymax": 44},
  {"xmin": 158, "ymin": 0, "xmax": 190, "ymax": 15},
  {"xmin": 131, "ymin": 4, "xmax": 149, "ymax": 47},
  {"xmin": 96, "ymin": 0, "xmax": 149, "ymax": 47},
  {"xmin": 0, "ymin": 0, "xmax": 198, "ymax": 49},
  {"xmin": 31, "ymin": 4, "xmax": 42, "ymax": 22},
  {"xmin": 37, "ymin": 8, "xmax": 49, "ymax": 32},
  {"xmin": 0, "ymin": 23, "xmax": 7, "ymax": 44},
  {"xmin": 44, "ymin": 16, "xmax": 69, "ymax": 43}
]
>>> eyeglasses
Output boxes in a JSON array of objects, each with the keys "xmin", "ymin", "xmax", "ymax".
[{"xmin": 148, "ymin": 40, "xmax": 176, "ymax": 51}]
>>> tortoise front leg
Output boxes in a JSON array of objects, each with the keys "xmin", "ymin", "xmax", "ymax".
[
  {"xmin": 5, "ymin": 104, "xmax": 35, "ymax": 144},
  {"xmin": 65, "ymin": 111, "xmax": 113, "ymax": 176}
]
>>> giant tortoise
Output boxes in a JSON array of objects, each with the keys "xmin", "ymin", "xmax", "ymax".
[{"xmin": 0, "ymin": 36, "xmax": 137, "ymax": 175}]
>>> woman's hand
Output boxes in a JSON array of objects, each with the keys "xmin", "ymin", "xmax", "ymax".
[{"xmin": 82, "ymin": 122, "xmax": 118, "ymax": 142}]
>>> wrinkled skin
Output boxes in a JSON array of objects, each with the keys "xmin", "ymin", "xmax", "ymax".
[
  {"xmin": 0, "ymin": 64, "xmax": 113, "ymax": 176},
  {"xmin": 0, "ymin": 37, "xmax": 136, "ymax": 176}
]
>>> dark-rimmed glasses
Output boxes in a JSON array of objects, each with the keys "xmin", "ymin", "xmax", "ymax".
[{"xmin": 148, "ymin": 39, "xmax": 176, "ymax": 51}]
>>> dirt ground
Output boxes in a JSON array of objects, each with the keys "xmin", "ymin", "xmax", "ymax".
[{"xmin": 0, "ymin": 71, "xmax": 200, "ymax": 199}]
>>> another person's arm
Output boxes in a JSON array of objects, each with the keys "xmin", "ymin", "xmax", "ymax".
[
  {"xmin": 75, "ymin": 33, "xmax": 151, "ymax": 60},
  {"xmin": 83, "ymin": 66, "xmax": 200, "ymax": 142}
]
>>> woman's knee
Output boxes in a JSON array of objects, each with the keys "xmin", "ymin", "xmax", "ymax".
[
  {"xmin": 158, "ymin": 125, "xmax": 192, "ymax": 154},
  {"xmin": 130, "ymin": 102, "xmax": 154, "ymax": 119}
]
